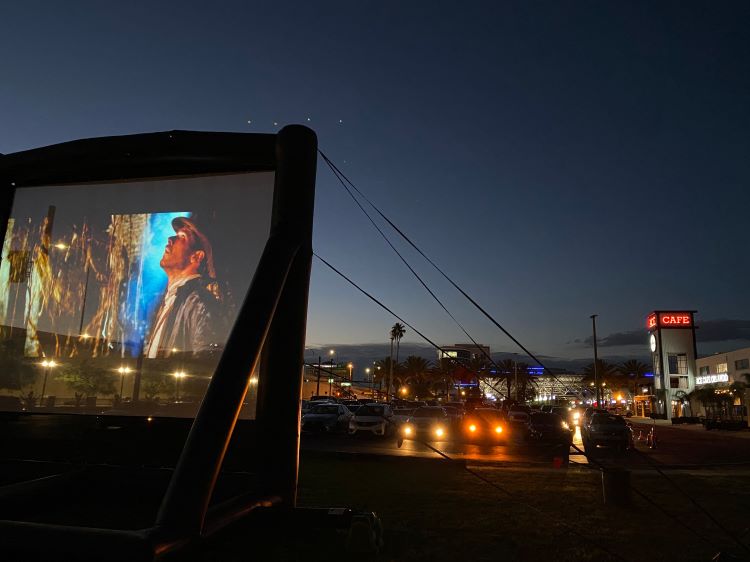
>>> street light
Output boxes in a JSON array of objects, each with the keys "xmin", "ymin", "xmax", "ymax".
[
  {"xmin": 172, "ymin": 370, "xmax": 187, "ymax": 402},
  {"xmin": 117, "ymin": 366, "xmax": 132, "ymax": 397},
  {"xmin": 347, "ymin": 363, "xmax": 353, "ymax": 381},
  {"xmin": 591, "ymin": 314, "xmax": 600, "ymax": 406},
  {"xmin": 365, "ymin": 367, "xmax": 372, "ymax": 398},
  {"xmin": 39, "ymin": 359, "xmax": 58, "ymax": 407}
]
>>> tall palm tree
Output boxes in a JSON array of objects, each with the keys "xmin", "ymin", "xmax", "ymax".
[
  {"xmin": 373, "ymin": 358, "xmax": 391, "ymax": 397},
  {"xmin": 496, "ymin": 358, "xmax": 516, "ymax": 399},
  {"xmin": 387, "ymin": 323, "xmax": 406, "ymax": 401},
  {"xmin": 515, "ymin": 362, "xmax": 532, "ymax": 401}
]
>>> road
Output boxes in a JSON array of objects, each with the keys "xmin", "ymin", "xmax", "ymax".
[
  {"xmin": 302, "ymin": 422, "xmax": 750, "ymax": 468},
  {"xmin": 302, "ymin": 426, "xmax": 588, "ymax": 466}
]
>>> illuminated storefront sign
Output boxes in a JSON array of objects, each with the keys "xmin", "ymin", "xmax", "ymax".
[
  {"xmin": 647, "ymin": 312, "xmax": 693, "ymax": 330},
  {"xmin": 696, "ymin": 373, "xmax": 729, "ymax": 385}
]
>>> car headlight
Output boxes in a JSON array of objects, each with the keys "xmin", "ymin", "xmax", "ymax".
[
  {"xmin": 561, "ymin": 421, "xmax": 570, "ymax": 430},
  {"xmin": 435, "ymin": 426, "xmax": 445, "ymax": 438},
  {"xmin": 495, "ymin": 426, "xmax": 503, "ymax": 434},
  {"xmin": 573, "ymin": 412, "xmax": 580, "ymax": 420},
  {"xmin": 403, "ymin": 425, "xmax": 413, "ymax": 436},
  {"xmin": 468, "ymin": 424, "xmax": 477, "ymax": 432}
]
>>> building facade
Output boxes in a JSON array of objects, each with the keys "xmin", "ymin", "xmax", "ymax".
[
  {"xmin": 437, "ymin": 343, "xmax": 490, "ymax": 362},
  {"xmin": 695, "ymin": 347, "xmax": 750, "ymax": 386},
  {"xmin": 647, "ymin": 310, "xmax": 698, "ymax": 419}
]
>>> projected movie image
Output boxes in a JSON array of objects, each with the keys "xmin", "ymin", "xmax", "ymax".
[{"xmin": 0, "ymin": 173, "xmax": 274, "ymax": 417}]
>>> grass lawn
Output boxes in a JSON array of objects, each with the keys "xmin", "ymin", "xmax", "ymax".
[
  {"xmin": 295, "ymin": 455, "xmax": 750, "ymax": 562},
  {"xmin": 190, "ymin": 454, "xmax": 750, "ymax": 561}
]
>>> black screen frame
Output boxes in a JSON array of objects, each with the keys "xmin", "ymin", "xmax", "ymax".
[{"xmin": 0, "ymin": 126, "xmax": 317, "ymax": 560}]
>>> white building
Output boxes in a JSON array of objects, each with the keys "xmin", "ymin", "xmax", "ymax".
[{"xmin": 695, "ymin": 347, "xmax": 750, "ymax": 386}]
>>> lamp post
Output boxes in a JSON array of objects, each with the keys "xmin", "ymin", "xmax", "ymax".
[
  {"xmin": 316, "ymin": 355, "xmax": 322, "ymax": 396},
  {"xmin": 365, "ymin": 367, "xmax": 371, "ymax": 398},
  {"xmin": 347, "ymin": 363, "xmax": 353, "ymax": 381},
  {"xmin": 117, "ymin": 366, "xmax": 132, "ymax": 397},
  {"xmin": 172, "ymin": 370, "xmax": 186, "ymax": 402},
  {"xmin": 39, "ymin": 359, "xmax": 58, "ymax": 407},
  {"xmin": 591, "ymin": 314, "xmax": 600, "ymax": 406}
]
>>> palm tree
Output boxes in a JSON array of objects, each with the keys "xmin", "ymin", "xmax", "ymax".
[
  {"xmin": 617, "ymin": 359, "xmax": 651, "ymax": 398},
  {"xmin": 496, "ymin": 359, "xmax": 516, "ymax": 399},
  {"xmin": 387, "ymin": 323, "xmax": 406, "ymax": 401},
  {"xmin": 431, "ymin": 357, "xmax": 458, "ymax": 398},
  {"xmin": 583, "ymin": 359, "xmax": 619, "ymax": 388},
  {"xmin": 515, "ymin": 362, "xmax": 533, "ymax": 401},
  {"xmin": 402, "ymin": 355, "xmax": 432, "ymax": 399}
]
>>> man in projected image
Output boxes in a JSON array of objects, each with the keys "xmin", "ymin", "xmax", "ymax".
[{"xmin": 145, "ymin": 217, "xmax": 218, "ymax": 358}]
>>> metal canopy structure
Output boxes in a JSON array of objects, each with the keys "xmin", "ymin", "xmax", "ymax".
[{"xmin": 0, "ymin": 126, "xmax": 318, "ymax": 560}]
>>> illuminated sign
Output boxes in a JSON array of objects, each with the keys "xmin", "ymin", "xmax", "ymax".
[
  {"xmin": 647, "ymin": 312, "xmax": 693, "ymax": 329},
  {"xmin": 696, "ymin": 373, "xmax": 729, "ymax": 385}
]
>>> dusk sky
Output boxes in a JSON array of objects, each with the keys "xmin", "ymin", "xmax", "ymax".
[{"xmin": 2, "ymin": 2, "xmax": 749, "ymax": 368}]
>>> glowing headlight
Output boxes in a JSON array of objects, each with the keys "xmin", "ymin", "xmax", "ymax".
[
  {"xmin": 403, "ymin": 425, "xmax": 413, "ymax": 436},
  {"xmin": 495, "ymin": 426, "xmax": 503, "ymax": 434},
  {"xmin": 561, "ymin": 421, "xmax": 570, "ymax": 430},
  {"xmin": 573, "ymin": 412, "xmax": 580, "ymax": 420},
  {"xmin": 469, "ymin": 424, "xmax": 477, "ymax": 432},
  {"xmin": 435, "ymin": 427, "xmax": 445, "ymax": 438}
]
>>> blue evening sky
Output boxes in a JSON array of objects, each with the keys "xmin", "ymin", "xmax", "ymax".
[{"xmin": 2, "ymin": 1, "xmax": 748, "ymax": 364}]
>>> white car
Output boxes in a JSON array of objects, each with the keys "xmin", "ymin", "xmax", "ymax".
[
  {"xmin": 302, "ymin": 403, "xmax": 352, "ymax": 433},
  {"xmin": 348, "ymin": 403, "xmax": 395, "ymax": 437}
]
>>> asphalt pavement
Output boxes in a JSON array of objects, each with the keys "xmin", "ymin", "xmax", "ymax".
[
  {"xmin": 302, "ymin": 422, "xmax": 750, "ymax": 469},
  {"xmin": 301, "ymin": 426, "xmax": 588, "ymax": 466}
]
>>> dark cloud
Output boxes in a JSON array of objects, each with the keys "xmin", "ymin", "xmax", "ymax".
[
  {"xmin": 696, "ymin": 319, "xmax": 750, "ymax": 343},
  {"xmin": 572, "ymin": 318, "xmax": 750, "ymax": 348}
]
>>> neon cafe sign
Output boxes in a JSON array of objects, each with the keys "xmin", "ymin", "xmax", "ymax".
[{"xmin": 647, "ymin": 312, "xmax": 693, "ymax": 329}]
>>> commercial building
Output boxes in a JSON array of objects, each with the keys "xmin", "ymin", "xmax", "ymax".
[
  {"xmin": 437, "ymin": 343, "xmax": 490, "ymax": 362},
  {"xmin": 695, "ymin": 347, "xmax": 750, "ymax": 385},
  {"xmin": 641, "ymin": 310, "xmax": 698, "ymax": 419}
]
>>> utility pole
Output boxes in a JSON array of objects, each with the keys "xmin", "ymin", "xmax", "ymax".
[
  {"xmin": 514, "ymin": 360, "xmax": 518, "ymax": 402},
  {"xmin": 591, "ymin": 314, "xmax": 600, "ymax": 406},
  {"xmin": 315, "ymin": 355, "xmax": 321, "ymax": 396}
]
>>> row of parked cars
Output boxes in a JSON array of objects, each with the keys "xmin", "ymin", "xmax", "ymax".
[{"xmin": 301, "ymin": 398, "xmax": 578, "ymax": 448}]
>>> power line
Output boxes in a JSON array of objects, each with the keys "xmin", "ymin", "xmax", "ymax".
[
  {"xmin": 319, "ymin": 151, "xmax": 580, "ymax": 398},
  {"xmin": 314, "ymin": 253, "xmax": 507, "ymax": 399},
  {"xmin": 320, "ymin": 153, "xmax": 509, "ymax": 398}
]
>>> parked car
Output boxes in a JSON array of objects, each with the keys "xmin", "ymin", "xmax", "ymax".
[
  {"xmin": 442, "ymin": 406, "xmax": 464, "ymax": 427},
  {"xmin": 401, "ymin": 406, "xmax": 450, "ymax": 440},
  {"xmin": 582, "ymin": 412, "xmax": 633, "ymax": 453},
  {"xmin": 301, "ymin": 403, "xmax": 352, "ymax": 433},
  {"xmin": 392, "ymin": 407, "xmax": 415, "ymax": 426},
  {"xmin": 462, "ymin": 408, "xmax": 506, "ymax": 443},
  {"xmin": 348, "ymin": 403, "xmax": 395, "ymax": 437},
  {"xmin": 551, "ymin": 407, "xmax": 576, "ymax": 432},
  {"xmin": 507, "ymin": 405, "xmax": 531, "ymax": 425},
  {"xmin": 582, "ymin": 407, "xmax": 607, "ymax": 427},
  {"xmin": 525, "ymin": 412, "xmax": 573, "ymax": 446}
]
